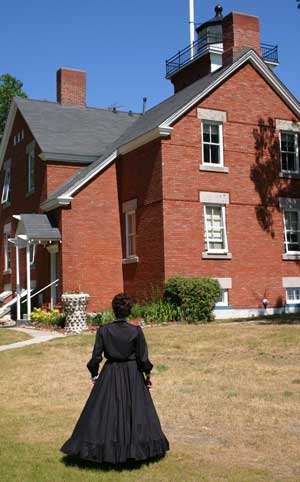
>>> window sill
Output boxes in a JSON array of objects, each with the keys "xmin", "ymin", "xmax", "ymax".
[
  {"xmin": 3, "ymin": 270, "xmax": 11, "ymax": 275},
  {"xmin": 122, "ymin": 256, "xmax": 139, "ymax": 265},
  {"xmin": 279, "ymin": 172, "xmax": 300, "ymax": 179},
  {"xmin": 199, "ymin": 164, "xmax": 229, "ymax": 173},
  {"xmin": 202, "ymin": 252, "xmax": 232, "ymax": 260},
  {"xmin": 282, "ymin": 253, "xmax": 300, "ymax": 261}
]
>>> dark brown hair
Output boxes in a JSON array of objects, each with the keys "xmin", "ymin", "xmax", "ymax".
[{"xmin": 112, "ymin": 293, "xmax": 133, "ymax": 319}]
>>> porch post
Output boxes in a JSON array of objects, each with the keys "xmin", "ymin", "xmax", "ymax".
[
  {"xmin": 15, "ymin": 244, "xmax": 21, "ymax": 320},
  {"xmin": 47, "ymin": 244, "xmax": 59, "ymax": 309},
  {"xmin": 50, "ymin": 251, "xmax": 55, "ymax": 309},
  {"xmin": 26, "ymin": 243, "xmax": 31, "ymax": 320}
]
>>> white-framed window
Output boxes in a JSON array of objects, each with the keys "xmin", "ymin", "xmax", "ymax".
[
  {"xmin": 3, "ymin": 224, "xmax": 11, "ymax": 272},
  {"xmin": 125, "ymin": 210, "xmax": 136, "ymax": 258},
  {"xmin": 283, "ymin": 209, "xmax": 300, "ymax": 253},
  {"xmin": 202, "ymin": 121, "xmax": 223, "ymax": 166},
  {"xmin": 215, "ymin": 288, "xmax": 229, "ymax": 307},
  {"xmin": 204, "ymin": 204, "xmax": 228, "ymax": 253},
  {"xmin": 286, "ymin": 288, "xmax": 300, "ymax": 304},
  {"xmin": 280, "ymin": 131, "xmax": 299, "ymax": 173},
  {"xmin": 27, "ymin": 145, "xmax": 35, "ymax": 193},
  {"xmin": 122, "ymin": 199, "xmax": 138, "ymax": 260},
  {"xmin": 1, "ymin": 166, "xmax": 11, "ymax": 204}
]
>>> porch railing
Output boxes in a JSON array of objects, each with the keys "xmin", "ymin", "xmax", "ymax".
[{"xmin": 21, "ymin": 279, "xmax": 59, "ymax": 304}]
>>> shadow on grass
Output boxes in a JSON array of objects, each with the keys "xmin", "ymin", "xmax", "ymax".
[
  {"xmin": 231, "ymin": 314, "xmax": 300, "ymax": 325},
  {"xmin": 61, "ymin": 454, "xmax": 165, "ymax": 472}
]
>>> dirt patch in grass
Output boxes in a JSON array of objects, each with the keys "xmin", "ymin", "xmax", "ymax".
[
  {"xmin": 1, "ymin": 323, "xmax": 300, "ymax": 481},
  {"xmin": 0, "ymin": 328, "xmax": 32, "ymax": 346}
]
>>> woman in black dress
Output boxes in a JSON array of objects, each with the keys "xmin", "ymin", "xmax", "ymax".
[{"xmin": 61, "ymin": 293, "xmax": 169, "ymax": 464}]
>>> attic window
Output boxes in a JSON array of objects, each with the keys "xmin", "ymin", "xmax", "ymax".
[
  {"xmin": 26, "ymin": 141, "xmax": 35, "ymax": 194},
  {"xmin": 13, "ymin": 130, "xmax": 24, "ymax": 146},
  {"xmin": 1, "ymin": 163, "xmax": 11, "ymax": 205}
]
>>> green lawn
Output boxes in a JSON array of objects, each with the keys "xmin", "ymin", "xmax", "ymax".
[
  {"xmin": 1, "ymin": 322, "xmax": 300, "ymax": 482},
  {"xmin": 0, "ymin": 328, "xmax": 32, "ymax": 346}
]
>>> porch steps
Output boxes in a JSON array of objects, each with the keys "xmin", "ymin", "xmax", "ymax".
[
  {"xmin": 0, "ymin": 318, "xmax": 16, "ymax": 327},
  {"xmin": 0, "ymin": 289, "xmax": 32, "ymax": 320}
]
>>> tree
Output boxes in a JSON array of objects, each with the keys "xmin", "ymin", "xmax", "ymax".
[
  {"xmin": 0, "ymin": 74, "xmax": 27, "ymax": 139},
  {"xmin": 298, "ymin": 0, "xmax": 300, "ymax": 8}
]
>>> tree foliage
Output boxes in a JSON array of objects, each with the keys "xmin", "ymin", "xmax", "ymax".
[
  {"xmin": 298, "ymin": 0, "xmax": 300, "ymax": 8},
  {"xmin": 0, "ymin": 74, "xmax": 27, "ymax": 139}
]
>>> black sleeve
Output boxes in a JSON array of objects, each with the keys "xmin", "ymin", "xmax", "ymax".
[
  {"xmin": 87, "ymin": 326, "xmax": 104, "ymax": 377},
  {"xmin": 136, "ymin": 326, "xmax": 153, "ymax": 374}
]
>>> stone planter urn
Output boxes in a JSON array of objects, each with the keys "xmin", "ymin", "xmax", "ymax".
[{"xmin": 61, "ymin": 293, "xmax": 90, "ymax": 334}]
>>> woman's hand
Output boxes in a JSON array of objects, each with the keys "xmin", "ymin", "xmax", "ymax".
[
  {"xmin": 146, "ymin": 376, "xmax": 152, "ymax": 389},
  {"xmin": 91, "ymin": 375, "xmax": 99, "ymax": 385}
]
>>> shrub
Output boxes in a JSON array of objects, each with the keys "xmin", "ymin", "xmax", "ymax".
[
  {"xmin": 130, "ymin": 300, "xmax": 181, "ymax": 323},
  {"xmin": 31, "ymin": 307, "xmax": 65, "ymax": 327},
  {"xmin": 130, "ymin": 303, "xmax": 144, "ymax": 319},
  {"xmin": 164, "ymin": 276, "xmax": 220, "ymax": 323},
  {"xmin": 87, "ymin": 310, "xmax": 114, "ymax": 326}
]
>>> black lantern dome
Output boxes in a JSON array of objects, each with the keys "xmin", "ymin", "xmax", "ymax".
[{"xmin": 195, "ymin": 4, "xmax": 223, "ymax": 48}]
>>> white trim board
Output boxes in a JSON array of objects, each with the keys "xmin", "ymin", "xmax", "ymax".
[
  {"xmin": 0, "ymin": 101, "xmax": 17, "ymax": 169},
  {"xmin": 214, "ymin": 306, "xmax": 300, "ymax": 319}
]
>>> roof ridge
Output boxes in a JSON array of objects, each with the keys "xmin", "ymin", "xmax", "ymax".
[{"xmin": 14, "ymin": 97, "xmax": 140, "ymax": 115}]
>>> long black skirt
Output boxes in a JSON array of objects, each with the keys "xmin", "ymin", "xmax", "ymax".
[{"xmin": 60, "ymin": 360, "xmax": 169, "ymax": 464}]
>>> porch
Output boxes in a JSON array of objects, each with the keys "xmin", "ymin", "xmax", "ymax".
[{"xmin": 8, "ymin": 214, "xmax": 61, "ymax": 321}]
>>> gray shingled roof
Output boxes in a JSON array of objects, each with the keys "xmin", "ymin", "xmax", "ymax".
[
  {"xmin": 45, "ymin": 50, "xmax": 251, "ymax": 202},
  {"xmin": 47, "ymin": 47, "xmax": 300, "ymax": 206},
  {"xmin": 16, "ymin": 98, "xmax": 139, "ymax": 162},
  {"xmin": 19, "ymin": 214, "xmax": 61, "ymax": 241}
]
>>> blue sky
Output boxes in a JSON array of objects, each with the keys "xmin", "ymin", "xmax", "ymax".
[{"xmin": 1, "ymin": 1, "xmax": 299, "ymax": 112}]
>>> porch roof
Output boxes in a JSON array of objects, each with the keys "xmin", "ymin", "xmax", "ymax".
[{"xmin": 13, "ymin": 214, "xmax": 61, "ymax": 243}]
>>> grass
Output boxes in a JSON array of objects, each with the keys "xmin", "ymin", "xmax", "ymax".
[
  {"xmin": 0, "ymin": 328, "xmax": 32, "ymax": 346},
  {"xmin": 1, "ymin": 322, "xmax": 300, "ymax": 481}
]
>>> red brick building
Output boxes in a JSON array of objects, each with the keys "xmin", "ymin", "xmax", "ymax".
[{"xmin": 1, "ymin": 6, "xmax": 300, "ymax": 319}]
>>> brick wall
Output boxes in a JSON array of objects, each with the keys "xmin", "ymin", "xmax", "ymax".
[
  {"xmin": 61, "ymin": 162, "xmax": 124, "ymax": 311},
  {"xmin": 161, "ymin": 63, "xmax": 300, "ymax": 309},
  {"xmin": 117, "ymin": 139, "xmax": 165, "ymax": 301},
  {"xmin": 46, "ymin": 162, "xmax": 84, "ymax": 195}
]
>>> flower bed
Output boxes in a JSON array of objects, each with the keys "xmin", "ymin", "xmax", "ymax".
[{"xmin": 31, "ymin": 307, "xmax": 65, "ymax": 328}]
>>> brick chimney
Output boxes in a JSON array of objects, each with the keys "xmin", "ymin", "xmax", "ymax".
[
  {"xmin": 222, "ymin": 12, "xmax": 261, "ymax": 65},
  {"xmin": 56, "ymin": 68, "xmax": 86, "ymax": 106}
]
